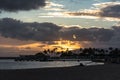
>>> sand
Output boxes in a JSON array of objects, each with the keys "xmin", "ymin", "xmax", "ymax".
[{"xmin": 0, "ymin": 64, "xmax": 120, "ymax": 80}]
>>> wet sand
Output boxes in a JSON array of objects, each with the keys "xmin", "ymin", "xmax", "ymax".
[{"xmin": 0, "ymin": 64, "xmax": 120, "ymax": 80}]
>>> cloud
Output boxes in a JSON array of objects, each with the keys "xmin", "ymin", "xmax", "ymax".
[
  {"xmin": 0, "ymin": 18, "xmax": 61, "ymax": 41},
  {"xmin": 0, "ymin": 18, "xmax": 116, "ymax": 42},
  {"xmin": 44, "ymin": 1, "xmax": 64, "ymax": 11},
  {"xmin": 66, "ymin": 2, "xmax": 120, "ymax": 21},
  {"xmin": 0, "ymin": 0, "xmax": 46, "ymax": 12},
  {"xmin": 61, "ymin": 27, "xmax": 114, "ymax": 41},
  {"xmin": 0, "ymin": 18, "xmax": 120, "ymax": 57},
  {"xmin": 100, "ymin": 4, "xmax": 120, "ymax": 18}
]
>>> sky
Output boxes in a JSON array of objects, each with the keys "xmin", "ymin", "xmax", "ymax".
[{"xmin": 0, "ymin": 0, "xmax": 120, "ymax": 56}]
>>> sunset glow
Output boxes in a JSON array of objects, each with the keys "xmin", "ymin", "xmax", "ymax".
[
  {"xmin": 16, "ymin": 40, "xmax": 81, "ymax": 52},
  {"xmin": 51, "ymin": 40, "xmax": 81, "ymax": 52},
  {"xmin": 0, "ymin": 0, "xmax": 120, "ymax": 57}
]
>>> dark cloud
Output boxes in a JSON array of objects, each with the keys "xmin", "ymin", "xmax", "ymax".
[
  {"xmin": 100, "ymin": 4, "xmax": 120, "ymax": 18},
  {"xmin": 0, "ymin": 18, "xmax": 116, "ymax": 42},
  {"xmin": 67, "ymin": 4, "xmax": 120, "ymax": 19},
  {"xmin": 0, "ymin": 0, "xmax": 46, "ymax": 12},
  {"xmin": 61, "ymin": 27, "xmax": 114, "ymax": 41},
  {"xmin": 0, "ymin": 18, "xmax": 61, "ymax": 41}
]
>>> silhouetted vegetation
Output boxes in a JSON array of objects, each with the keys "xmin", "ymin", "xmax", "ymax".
[
  {"xmin": 15, "ymin": 47, "xmax": 120, "ymax": 63},
  {"xmin": 15, "ymin": 52, "xmax": 49, "ymax": 61}
]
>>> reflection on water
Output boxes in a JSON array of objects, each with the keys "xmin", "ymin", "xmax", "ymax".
[{"xmin": 0, "ymin": 59, "xmax": 92, "ymax": 69}]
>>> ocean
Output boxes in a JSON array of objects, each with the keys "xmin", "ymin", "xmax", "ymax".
[{"xmin": 0, "ymin": 59, "xmax": 93, "ymax": 69}]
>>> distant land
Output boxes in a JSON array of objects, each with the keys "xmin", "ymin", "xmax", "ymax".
[{"xmin": 0, "ymin": 47, "xmax": 118, "ymax": 64}]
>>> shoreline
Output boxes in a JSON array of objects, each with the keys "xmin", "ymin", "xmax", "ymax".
[{"xmin": 1, "ymin": 63, "xmax": 120, "ymax": 80}]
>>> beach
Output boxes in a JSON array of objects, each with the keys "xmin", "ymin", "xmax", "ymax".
[{"xmin": 0, "ymin": 63, "xmax": 120, "ymax": 80}]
